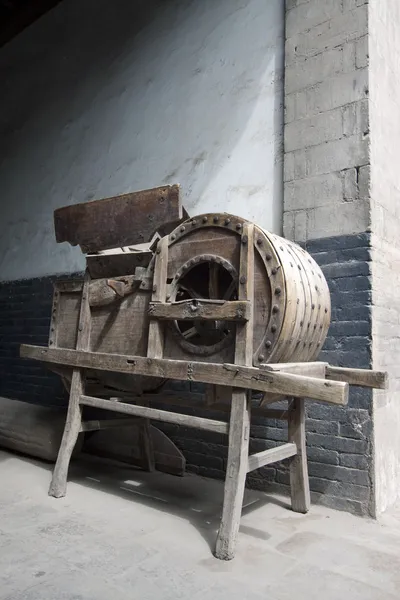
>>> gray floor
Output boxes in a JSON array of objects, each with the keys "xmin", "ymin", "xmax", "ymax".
[{"xmin": 0, "ymin": 449, "xmax": 399, "ymax": 599}]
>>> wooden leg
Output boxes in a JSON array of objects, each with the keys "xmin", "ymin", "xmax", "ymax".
[
  {"xmin": 288, "ymin": 397, "xmax": 310, "ymax": 513},
  {"xmin": 48, "ymin": 368, "xmax": 84, "ymax": 498},
  {"xmin": 214, "ymin": 389, "xmax": 251, "ymax": 561}
]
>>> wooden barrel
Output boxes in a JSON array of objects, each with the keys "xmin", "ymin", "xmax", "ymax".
[{"xmin": 164, "ymin": 213, "xmax": 330, "ymax": 366}]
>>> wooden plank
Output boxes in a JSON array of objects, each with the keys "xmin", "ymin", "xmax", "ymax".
[
  {"xmin": 144, "ymin": 235, "xmax": 170, "ymax": 471},
  {"xmin": 288, "ymin": 398, "xmax": 310, "ymax": 513},
  {"xmin": 266, "ymin": 362, "xmax": 327, "ymax": 377},
  {"xmin": 215, "ymin": 223, "xmax": 254, "ymax": 561},
  {"xmin": 54, "ymin": 184, "xmax": 181, "ymax": 253},
  {"xmin": 48, "ymin": 270, "xmax": 91, "ymax": 498},
  {"xmin": 20, "ymin": 346, "xmax": 349, "ymax": 405},
  {"xmin": 326, "ymin": 366, "xmax": 388, "ymax": 389},
  {"xmin": 87, "ymin": 250, "xmax": 152, "ymax": 279},
  {"xmin": 80, "ymin": 418, "xmax": 140, "ymax": 432},
  {"xmin": 247, "ymin": 443, "xmax": 297, "ymax": 473},
  {"xmin": 80, "ymin": 395, "xmax": 229, "ymax": 434},
  {"xmin": 149, "ymin": 299, "xmax": 250, "ymax": 321}
]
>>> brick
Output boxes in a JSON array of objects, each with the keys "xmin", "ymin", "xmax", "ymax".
[
  {"xmin": 286, "ymin": 0, "xmax": 342, "ymax": 38},
  {"xmin": 330, "ymin": 275, "xmax": 371, "ymax": 292},
  {"xmin": 307, "ymin": 432, "xmax": 368, "ymax": 454},
  {"xmin": 284, "ymin": 151, "xmax": 295, "ymax": 182},
  {"xmin": 340, "ymin": 454, "xmax": 369, "ymax": 470},
  {"xmin": 358, "ymin": 165, "xmax": 370, "ymax": 200},
  {"xmin": 307, "ymin": 69, "xmax": 368, "ymax": 119},
  {"xmin": 287, "ymin": 6, "xmax": 368, "ymax": 60},
  {"xmin": 328, "ymin": 320, "xmax": 370, "ymax": 337},
  {"xmin": 343, "ymin": 100, "xmax": 369, "ymax": 137},
  {"xmin": 355, "ymin": 34, "xmax": 368, "ymax": 68},
  {"xmin": 308, "ymin": 478, "xmax": 369, "ymax": 502},
  {"xmin": 311, "ymin": 491, "xmax": 367, "ymax": 517},
  {"xmin": 321, "ymin": 260, "xmax": 370, "ymax": 278},
  {"xmin": 284, "ymin": 172, "xmax": 343, "ymax": 211},
  {"xmin": 306, "ymin": 200, "xmax": 370, "ymax": 240},
  {"xmin": 308, "ymin": 462, "xmax": 370, "ymax": 486},
  {"xmin": 342, "ymin": 168, "xmax": 358, "ymax": 201},
  {"xmin": 306, "ymin": 446, "xmax": 339, "ymax": 465},
  {"xmin": 306, "ymin": 135, "xmax": 369, "ymax": 179},
  {"xmin": 285, "ymin": 46, "xmax": 344, "ymax": 94},
  {"xmin": 339, "ymin": 419, "xmax": 372, "ymax": 440},
  {"xmin": 285, "ymin": 108, "xmax": 343, "ymax": 152},
  {"xmin": 306, "ymin": 419, "xmax": 339, "ymax": 435}
]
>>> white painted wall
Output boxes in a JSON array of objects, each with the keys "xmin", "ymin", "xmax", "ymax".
[
  {"xmin": 369, "ymin": 0, "xmax": 400, "ymax": 514},
  {"xmin": 0, "ymin": 0, "xmax": 284, "ymax": 281}
]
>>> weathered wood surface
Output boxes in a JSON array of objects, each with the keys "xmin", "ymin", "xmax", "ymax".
[
  {"xmin": 21, "ymin": 345, "xmax": 349, "ymax": 405},
  {"xmin": 48, "ymin": 271, "xmax": 91, "ymax": 498},
  {"xmin": 0, "ymin": 397, "xmax": 83, "ymax": 462},
  {"xmin": 80, "ymin": 418, "xmax": 140, "ymax": 432},
  {"xmin": 288, "ymin": 398, "xmax": 310, "ymax": 513},
  {"xmin": 247, "ymin": 442, "xmax": 297, "ymax": 473},
  {"xmin": 54, "ymin": 184, "xmax": 181, "ymax": 253},
  {"xmin": 88, "ymin": 275, "xmax": 151, "ymax": 307},
  {"xmin": 80, "ymin": 395, "xmax": 229, "ymax": 434},
  {"xmin": 149, "ymin": 299, "xmax": 250, "ymax": 321},
  {"xmin": 326, "ymin": 366, "xmax": 388, "ymax": 389},
  {"xmin": 87, "ymin": 249, "xmax": 152, "ymax": 279},
  {"xmin": 215, "ymin": 223, "xmax": 254, "ymax": 561}
]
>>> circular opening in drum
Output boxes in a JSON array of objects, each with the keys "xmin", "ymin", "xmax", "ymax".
[{"xmin": 171, "ymin": 257, "xmax": 238, "ymax": 355}]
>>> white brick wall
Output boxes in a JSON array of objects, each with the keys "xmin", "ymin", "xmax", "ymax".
[{"xmin": 284, "ymin": 0, "xmax": 370, "ymax": 241}]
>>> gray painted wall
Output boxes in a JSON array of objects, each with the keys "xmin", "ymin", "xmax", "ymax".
[
  {"xmin": 369, "ymin": 0, "xmax": 400, "ymax": 514},
  {"xmin": 0, "ymin": 0, "xmax": 284, "ymax": 281}
]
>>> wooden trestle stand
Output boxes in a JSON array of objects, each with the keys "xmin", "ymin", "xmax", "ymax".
[{"xmin": 20, "ymin": 185, "xmax": 387, "ymax": 560}]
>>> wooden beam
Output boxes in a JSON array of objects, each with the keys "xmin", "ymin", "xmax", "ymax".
[
  {"xmin": 80, "ymin": 418, "xmax": 140, "ymax": 432},
  {"xmin": 326, "ymin": 366, "xmax": 388, "ymax": 389},
  {"xmin": 247, "ymin": 443, "xmax": 297, "ymax": 472},
  {"xmin": 288, "ymin": 398, "xmax": 310, "ymax": 513},
  {"xmin": 266, "ymin": 362, "xmax": 327, "ymax": 377},
  {"xmin": 79, "ymin": 395, "xmax": 229, "ymax": 434},
  {"xmin": 54, "ymin": 184, "xmax": 181, "ymax": 253},
  {"xmin": 148, "ymin": 300, "xmax": 250, "ymax": 321},
  {"xmin": 20, "ymin": 345, "xmax": 349, "ymax": 405}
]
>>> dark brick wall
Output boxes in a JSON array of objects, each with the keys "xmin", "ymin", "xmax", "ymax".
[{"xmin": 0, "ymin": 232, "xmax": 373, "ymax": 515}]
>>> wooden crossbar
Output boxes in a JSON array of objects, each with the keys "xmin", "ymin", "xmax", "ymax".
[
  {"xmin": 80, "ymin": 418, "xmax": 140, "ymax": 432},
  {"xmin": 20, "ymin": 345, "xmax": 349, "ymax": 405},
  {"xmin": 80, "ymin": 395, "xmax": 229, "ymax": 434},
  {"xmin": 247, "ymin": 443, "xmax": 297, "ymax": 472},
  {"xmin": 148, "ymin": 299, "xmax": 251, "ymax": 321}
]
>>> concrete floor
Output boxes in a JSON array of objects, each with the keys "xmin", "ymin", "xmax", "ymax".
[{"xmin": 0, "ymin": 450, "xmax": 399, "ymax": 599}]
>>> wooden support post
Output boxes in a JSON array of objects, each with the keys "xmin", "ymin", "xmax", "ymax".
[
  {"xmin": 288, "ymin": 398, "xmax": 310, "ymax": 513},
  {"xmin": 142, "ymin": 235, "xmax": 169, "ymax": 471},
  {"xmin": 49, "ymin": 270, "xmax": 91, "ymax": 498},
  {"xmin": 215, "ymin": 223, "xmax": 254, "ymax": 561}
]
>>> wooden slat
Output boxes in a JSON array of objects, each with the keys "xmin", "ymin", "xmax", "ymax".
[
  {"xmin": 80, "ymin": 395, "xmax": 229, "ymax": 434},
  {"xmin": 215, "ymin": 223, "xmax": 254, "ymax": 561},
  {"xmin": 326, "ymin": 366, "xmax": 388, "ymax": 389},
  {"xmin": 149, "ymin": 299, "xmax": 250, "ymax": 321},
  {"xmin": 54, "ymin": 184, "xmax": 181, "ymax": 253},
  {"xmin": 288, "ymin": 398, "xmax": 310, "ymax": 513},
  {"xmin": 20, "ymin": 345, "xmax": 349, "ymax": 405},
  {"xmin": 247, "ymin": 443, "xmax": 297, "ymax": 473},
  {"xmin": 48, "ymin": 270, "xmax": 91, "ymax": 498},
  {"xmin": 80, "ymin": 418, "xmax": 140, "ymax": 432},
  {"xmin": 87, "ymin": 250, "xmax": 152, "ymax": 279}
]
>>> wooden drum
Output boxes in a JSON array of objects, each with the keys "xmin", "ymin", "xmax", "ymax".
[{"xmin": 163, "ymin": 213, "xmax": 330, "ymax": 366}]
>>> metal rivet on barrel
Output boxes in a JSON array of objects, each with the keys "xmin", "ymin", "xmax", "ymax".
[
  {"xmin": 224, "ymin": 218, "xmax": 231, "ymax": 226},
  {"xmin": 180, "ymin": 226, "xmax": 185, "ymax": 232},
  {"xmin": 271, "ymin": 325, "xmax": 277, "ymax": 333},
  {"xmin": 265, "ymin": 340, "xmax": 272, "ymax": 348},
  {"xmin": 236, "ymin": 223, "xmax": 242, "ymax": 230},
  {"xmin": 202, "ymin": 216, "xmax": 208, "ymax": 223},
  {"xmin": 257, "ymin": 238, "xmax": 262, "ymax": 246},
  {"xmin": 241, "ymin": 235, "xmax": 248, "ymax": 245},
  {"xmin": 312, "ymin": 303, "xmax": 315, "ymax": 310},
  {"xmin": 258, "ymin": 354, "xmax": 265, "ymax": 362},
  {"xmin": 192, "ymin": 219, "xmax": 197, "ymax": 226},
  {"xmin": 271, "ymin": 268, "xmax": 277, "ymax": 275},
  {"xmin": 272, "ymin": 305, "xmax": 279, "ymax": 314},
  {"xmin": 240, "ymin": 275, "xmax": 247, "ymax": 285},
  {"xmin": 266, "ymin": 253, "xmax": 272, "ymax": 261},
  {"xmin": 156, "ymin": 247, "xmax": 161, "ymax": 254},
  {"xmin": 213, "ymin": 216, "xmax": 219, "ymax": 223},
  {"xmin": 300, "ymin": 321, "xmax": 304, "ymax": 327},
  {"xmin": 171, "ymin": 234, "xmax": 176, "ymax": 240},
  {"xmin": 325, "ymin": 308, "xmax": 328, "ymax": 313},
  {"xmin": 275, "ymin": 287, "xmax": 281, "ymax": 295}
]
